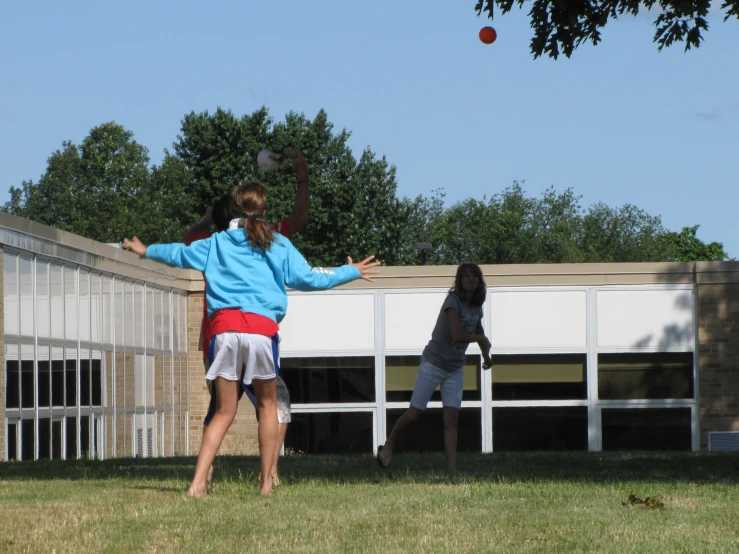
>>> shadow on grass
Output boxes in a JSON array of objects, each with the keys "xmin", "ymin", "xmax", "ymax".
[{"xmin": 1, "ymin": 452, "xmax": 738, "ymax": 485}]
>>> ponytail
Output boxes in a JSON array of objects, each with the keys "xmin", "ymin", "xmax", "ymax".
[{"xmin": 231, "ymin": 183, "xmax": 275, "ymax": 252}]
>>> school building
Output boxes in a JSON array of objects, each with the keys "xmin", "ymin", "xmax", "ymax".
[{"xmin": 1, "ymin": 212, "xmax": 738, "ymax": 461}]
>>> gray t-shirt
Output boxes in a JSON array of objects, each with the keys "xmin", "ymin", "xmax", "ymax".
[{"xmin": 422, "ymin": 292, "xmax": 483, "ymax": 372}]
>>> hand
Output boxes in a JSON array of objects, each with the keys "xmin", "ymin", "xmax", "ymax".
[
  {"xmin": 122, "ymin": 236, "xmax": 148, "ymax": 258},
  {"xmin": 482, "ymin": 355, "xmax": 492, "ymax": 370},
  {"xmin": 288, "ymin": 149, "xmax": 308, "ymax": 179},
  {"xmin": 347, "ymin": 255, "xmax": 381, "ymax": 282}
]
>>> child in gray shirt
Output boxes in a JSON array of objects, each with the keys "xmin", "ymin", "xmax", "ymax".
[{"xmin": 378, "ymin": 262, "xmax": 492, "ymax": 473}]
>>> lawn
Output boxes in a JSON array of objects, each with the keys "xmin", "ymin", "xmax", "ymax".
[{"xmin": 1, "ymin": 452, "xmax": 738, "ymax": 553}]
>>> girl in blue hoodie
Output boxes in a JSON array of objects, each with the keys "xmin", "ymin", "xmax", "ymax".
[{"xmin": 123, "ymin": 182, "xmax": 380, "ymax": 496}]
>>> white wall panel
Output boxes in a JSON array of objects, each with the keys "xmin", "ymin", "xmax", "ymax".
[
  {"xmin": 384, "ymin": 292, "xmax": 448, "ymax": 350},
  {"xmin": 489, "ymin": 290, "xmax": 587, "ymax": 349},
  {"xmin": 280, "ymin": 293, "xmax": 375, "ymax": 352},
  {"xmin": 597, "ymin": 289, "xmax": 694, "ymax": 348}
]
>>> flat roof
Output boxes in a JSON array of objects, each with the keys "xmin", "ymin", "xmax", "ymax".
[{"xmin": 2, "ymin": 213, "xmax": 737, "ymax": 291}]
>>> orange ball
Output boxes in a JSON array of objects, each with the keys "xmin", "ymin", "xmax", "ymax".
[{"xmin": 479, "ymin": 26, "xmax": 497, "ymax": 44}]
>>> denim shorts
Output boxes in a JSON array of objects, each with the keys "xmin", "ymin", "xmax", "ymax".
[{"xmin": 410, "ymin": 357, "xmax": 464, "ymax": 410}]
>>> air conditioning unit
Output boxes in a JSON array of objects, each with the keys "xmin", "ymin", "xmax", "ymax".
[
  {"xmin": 134, "ymin": 414, "xmax": 158, "ymax": 458},
  {"xmin": 708, "ymin": 431, "xmax": 739, "ymax": 451}
]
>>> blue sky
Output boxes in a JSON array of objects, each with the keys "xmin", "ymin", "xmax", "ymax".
[{"xmin": 2, "ymin": 0, "xmax": 738, "ymax": 256}]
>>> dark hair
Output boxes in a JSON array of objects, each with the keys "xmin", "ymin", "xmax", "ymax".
[
  {"xmin": 212, "ymin": 193, "xmax": 233, "ymax": 232},
  {"xmin": 230, "ymin": 182, "xmax": 274, "ymax": 251},
  {"xmin": 451, "ymin": 262, "xmax": 486, "ymax": 307}
]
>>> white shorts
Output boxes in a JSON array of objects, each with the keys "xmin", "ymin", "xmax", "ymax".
[
  {"xmin": 206, "ymin": 332, "xmax": 279, "ymax": 386},
  {"xmin": 409, "ymin": 357, "xmax": 464, "ymax": 410}
]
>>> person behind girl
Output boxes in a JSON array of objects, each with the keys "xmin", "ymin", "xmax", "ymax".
[
  {"xmin": 377, "ymin": 262, "xmax": 492, "ymax": 473},
  {"xmin": 185, "ymin": 150, "xmax": 310, "ymax": 488},
  {"xmin": 122, "ymin": 182, "xmax": 380, "ymax": 496}
]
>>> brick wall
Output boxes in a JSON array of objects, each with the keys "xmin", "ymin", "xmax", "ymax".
[
  {"xmin": 186, "ymin": 293, "xmax": 259, "ymax": 456},
  {"xmin": 697, "ymin": 283, "xmax": 739, "ymax": 448}
]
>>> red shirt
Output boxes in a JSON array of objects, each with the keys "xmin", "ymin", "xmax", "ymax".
[{"xmin": 184, "ymin": 220, "xmax": 291, "ymax": 356}]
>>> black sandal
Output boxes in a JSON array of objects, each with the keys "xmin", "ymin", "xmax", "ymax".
[{"xmin": 377, "ymin": 445, "xmax": 390, "ymax": 469}]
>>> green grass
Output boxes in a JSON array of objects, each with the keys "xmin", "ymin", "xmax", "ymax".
[{"xmin": 1, "ymin": 452, "xmax": 738, "ymax": 553}]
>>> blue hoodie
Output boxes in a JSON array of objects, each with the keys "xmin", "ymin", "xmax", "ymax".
[{"xmin": 146, "ymin": 228, "xmax": 360, "ymax": 323}]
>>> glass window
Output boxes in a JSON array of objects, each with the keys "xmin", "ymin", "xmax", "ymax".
[
  {"xmin": 179, "ymin": 295, "xmax": 188, "ymax": 353},
  {"xmin": 598, "ymin": 353, "xmax": 694, "ymax": 400},
  {"xmin": 5, "ymin": 343, "xmax": 20, "ymax": 409},
  {"xmin": 22, "ymin": 419, "xmax": 35, "ymax": 460},
  {"xmin": 281, "ymin": 357, "xmax": 375, "ymax": 404},
  {"xmin": 65, "ymin": 348, "xmax": 77, "ymax": 407},
  {"xmin": 492, "ymin": 354, "xmax": 587, "ymax": 401},
  {"xmin": 154, "ymin": 288, "xmax": 164, "ymax": 350},
  {"xmin": 601, "ymin": 408, "xmax": 691, "ymax": 450},
  {"xmin": 135, "ymin": 284, "xmax": 144, "ymax": 348},
  {"xmin": 385, "ymin": 408, "xmax": 482, "ymax": 453},
  {"xmin": 92, "ymin": 352, "xmax": 102, "ymax": 407},
  {"xmin": 146, "ymin": 287, "xmax": 156, "ymax": 350},
  {"xmin": 125, "ymin": 282, "xmax": 135, "ymax": 348},
  {"xmin": 103, "ymin": 276, "xmax": 113, "ymax": 345},
  {"xmin": 154, "ymin": 356, "xmax": 163, "ymax": 407},
  {"xmin": 80, "ymin": 349, "xmax": 91, "ymax": 407},
  {"xmin": 493, "ymin": 407, "xmax": 588, "ymax": 451},
  {"xmin": 38, "ymin": 345, "xmax": 50, "ymax": 408},
  {"xmin": 64, "ymin": 266, "xmax": 77, "ymax": 341},
  {"xmin": 19, "ymin": 257, "xmax": 34, "ymax": 337},
  {"xmin": 21, "ymin": 344, "xmax": 34, "ymax": 409},
  {"xmin": 36, "ymin": 260, "xmax": 50, "ymax": 339},
  {"xmin": 52, "ymin": 420, "xmax": 63, "ymax": 459},
  {"xmin": 114, "ymin": 279, "xmax": 125, "ymax": 347},
  {"xmin": 7, "ymin": 422, "xmax": 19, "ymax": 460},
  {"xmin": 50, "ymin": 264, "xmax": 64, "ymax": 339},
  {"xmin": 80, "ymin": 415, "xmax": 90, "ymax": 459},
  {"xmin": 3, "ymin": 252, "xmax": 18, "ymax": 335},
  {"xmin": 79, "ymin": 269, "xmax": 90, "ymax": 342},
  {"xmin": 161, "ymin": 292, "xmax": 171, "ymax": 352},
  {"xmin": 66, "ymin": 417, "xmax": 78, "ymax": 459},
  {"xmin": 386, "ymin": 355, "xmax": 481, "ymax": 402},
  {"xmin": 39, "ymin": 418, "xmax": 51, "ymax": 459},
  {"xmin": 285, "ymin": 412, "xmax": 373, "ymax": 454},
  {"xmin": 124, "ymin": 352, "xmax": 135, "ymax": 408},
  {"xmin": 90, "ymin": 273, "xmax": 102, "ymax": 343},
  {"xmin": 52, "ymin": 347, "xmax": 64, "ymax": 407},
  {"xmin": 171, "ymin": 293, "xmax": 179, "ymax": 352},
  {"xmin": 134, "ymin": 354, "xmax": 155, "ymax": 407}
]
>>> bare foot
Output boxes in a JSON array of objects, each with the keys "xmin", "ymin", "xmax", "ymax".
[
  {"xmin": 206, "ymin": 465, "xmax": 213, "ymax": 485},
  {"xmin": 259, "ymin": 473, "xmax": 273, "ymax": 496},
  {"xmin": 186, "ymin": 484, "xmax": 207, "ymax": 498},
  {"xmin": 271, "ymin": 473, "xmax": 280, "ymax": 487}
]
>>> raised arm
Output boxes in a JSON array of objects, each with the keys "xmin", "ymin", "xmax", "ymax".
[{"xmin": 282, "ymin": 149, "xmax": 310, "ymax": 234}]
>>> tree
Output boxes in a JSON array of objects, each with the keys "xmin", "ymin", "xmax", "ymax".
[
  {"xmin": 4, "ymin": 116, "xmax": 730, "ymax": 267},
  {"xmin": 171, "ymin": 108, "xmax": 409, "ymax": 267},
  {"xmin": 2, "ymin": 122, "xmax": 154, "ymax": 243},
  {"xmin": 412, "ymin": 182, "xmax": 698, "ymax": 265},
  {"xmin": 660, "ymin": 225, "xmax": 730, "ymax": 261},
  {"xmin": 474, "ymin": 0, "xmax": 739, "ymax": 59}
]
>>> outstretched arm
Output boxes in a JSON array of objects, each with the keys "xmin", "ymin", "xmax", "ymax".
[
  {"xmin": 282, "ymin": 241, "xmax": 381, "ymax": 291},
  {"xmin": 122, "ymin": 236, "xmax": 210, "ymax": 272}
]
